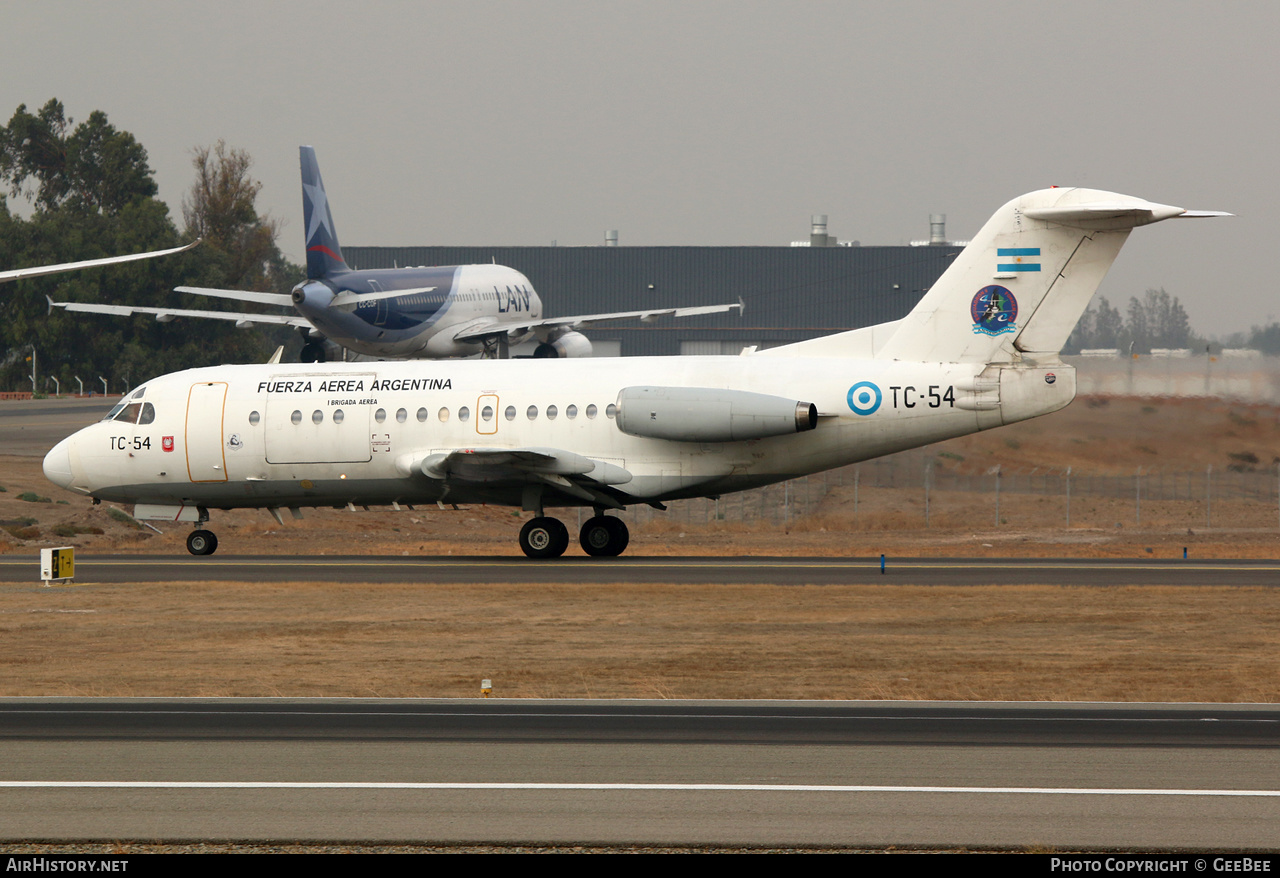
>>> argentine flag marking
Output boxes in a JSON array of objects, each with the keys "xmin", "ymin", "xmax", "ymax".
[{"xmin": 997, "ymin": 247, "xmax": 1041, "ymax": 272}]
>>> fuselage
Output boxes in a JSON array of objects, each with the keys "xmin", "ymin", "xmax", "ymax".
[
  {"xmin": 43, "ymin": 355, "xmax": 1073, "ymax": 512},
  {"xmin": 291, "ymin": 263, "xmax": 542, "ymax": 358}
]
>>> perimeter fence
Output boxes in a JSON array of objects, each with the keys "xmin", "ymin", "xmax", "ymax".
[{"xmin": 611, "ymin": 451, "xmax": 1280, "ymax": 530}]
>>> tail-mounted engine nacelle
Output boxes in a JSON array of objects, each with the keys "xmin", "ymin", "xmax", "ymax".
[
  {"xmin": 533, "ymin": 330, "xmax": 593, "ymax": 358},
  {"xmin": 615, "ymin": 386, "xmax": 818, "ymax": 443}
]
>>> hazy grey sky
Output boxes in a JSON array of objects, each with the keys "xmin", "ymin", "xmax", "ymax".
[{"xmin": 2, "ymin": 1, "xmax": 1271, "ymax": 335}]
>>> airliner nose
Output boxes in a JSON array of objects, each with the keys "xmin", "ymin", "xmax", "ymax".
[{"xmin": 43, "ymin": 437, "xmax": 74, "ymax": 489}]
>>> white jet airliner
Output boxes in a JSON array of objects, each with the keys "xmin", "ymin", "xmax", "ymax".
[
  {"xmin": 50, "ymin": 147, "xmax": 741, "ymax": 362},
  {"xmin": 43, "ymin": 187, "xmax": 1226, "ymax": 557}
]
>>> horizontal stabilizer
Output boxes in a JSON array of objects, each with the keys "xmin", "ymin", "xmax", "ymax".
[
  {"xmin": 1022, "ymin": 199, "xmax": 1232, "ymax": 231},
  {"xmin": 329, "ymin": 286, "xmax": 437, "ymax": 309}
]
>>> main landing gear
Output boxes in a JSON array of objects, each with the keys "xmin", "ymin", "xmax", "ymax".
[
  {"xmin": 518, "ymin": 515, "xmax": 630, "ymax": 558},
  {"xmin": 186, "ymin": 529, "xmax": 218, "ymax": 556}
]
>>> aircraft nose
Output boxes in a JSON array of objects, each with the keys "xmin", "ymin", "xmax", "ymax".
[{"xmin": 43, "ymin": 437, "xmax": 75, "ymax": 489}]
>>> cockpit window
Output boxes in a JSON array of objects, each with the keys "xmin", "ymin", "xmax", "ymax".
[
  {"xmin": 111, "ymin": 402, "xmax": 145, "ymax": 424},
  {"xmin": 102, "ymin": 388, "xmax": 150, "ymax": 423}
]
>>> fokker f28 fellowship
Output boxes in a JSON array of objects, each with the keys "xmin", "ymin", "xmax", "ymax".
[
  {"xmin": 43, "ymin": 187, "xmax": 1226, "ymax": 557},
  {"xmin": 51, "ymin": 146, "xmax": 742, "ymax": 362}
]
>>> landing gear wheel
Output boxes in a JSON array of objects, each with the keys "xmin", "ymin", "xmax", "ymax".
[
  {"xmin": 579, "ymin": 515, "xmax": 630, "ymax": 557},
  {"xmin": 519, "ymin": 516, "xmax": 569, "ymax": 558},
  {"xmin": 186, "ymin": 529, "xmax": 218, "ymax": 556},
  {"xmin": 300, "ymin": 342, "xmax": 327, "ymax": 363}
]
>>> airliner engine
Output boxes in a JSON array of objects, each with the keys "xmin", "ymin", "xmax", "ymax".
[
  {"xmin": 533, "ymin": 330, "xmax": 592, "ymax": 358},
  {"xmin": 615, "ymin": 386, "xmax": 817, "ymax": 442}
]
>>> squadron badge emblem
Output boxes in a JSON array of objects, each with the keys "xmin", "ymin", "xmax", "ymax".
[{"xmin": 970, "ymin": 285, "xmax": 1018, "ymax": 336}]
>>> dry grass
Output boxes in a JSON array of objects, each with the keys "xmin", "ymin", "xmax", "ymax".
[{"xmin": 3, "ymin": 579, "xmax": 1279, "ymax": 702}]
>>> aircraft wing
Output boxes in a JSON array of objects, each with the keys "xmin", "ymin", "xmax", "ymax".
[
  {"xmin": 48, "ymin": 298, "xmax": 311, "ymax": 329},
  {"xmin": 451, "ymin": 300, "xmax": 744, "ymax": 344},
  {"xmin": 0, "ymin": 240, "xmax": 200, "ymax": 284},
  {"xmin": 175, "ymin": 286, "xmax": 296, "ymax": 307},
  {"xmin": 405, "ymin": 446, "xmax": 632, "ymax": 508}
]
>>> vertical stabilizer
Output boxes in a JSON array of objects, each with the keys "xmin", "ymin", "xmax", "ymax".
[
  {"xmin": 300, "ymin": 146, "xmax": 348, "ymax": 279},
  {"xmin": 877, "ymin": 188, "xmax": 1219, "ymax": 364}
]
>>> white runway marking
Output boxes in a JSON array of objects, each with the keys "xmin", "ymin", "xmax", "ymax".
[{"xmin": 3, "ymin": 781, "xmax": 1280, "ymax": 796}]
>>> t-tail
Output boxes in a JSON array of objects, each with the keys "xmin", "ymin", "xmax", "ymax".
[
  {"xmin": 877, "ymin": 188, "xmax": 1228, "ymax": 365},
  {"xmin": 300, "ymin": 145, "xmax": 349, "ymax": 279}
]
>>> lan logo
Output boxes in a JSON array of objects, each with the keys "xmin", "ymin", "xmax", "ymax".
[{"xmin": 970, "ymin": 285, "xmax": 1018, "ymax": 337}]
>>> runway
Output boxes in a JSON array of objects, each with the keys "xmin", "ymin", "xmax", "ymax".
[
  {"xmin": 3, "ymin": 553, "xmax": 1280, "ymax": 586},
  {"xmin": 1, "ymin": 699, "xmax": 1278, "ymax": 848}
]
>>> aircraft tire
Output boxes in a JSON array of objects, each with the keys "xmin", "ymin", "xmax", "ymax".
[
  {"xmin": 186, "ymin": 529, "xmax": 218, "ymax": 556},
  {"xmin": 519, "ymin": 517, "xmax": 569, "ymax": 559},
  {"xmin": 300, "ymin": 342, "xmax": 326, "ymax": 363},
  {"xmin": 579, "ymin": 516, "xmax": 629, "ymax": 557}
]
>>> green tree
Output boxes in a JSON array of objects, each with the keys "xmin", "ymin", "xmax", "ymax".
[
  {"xmin": 182, "ymin": 140, "xmax": 290, "ymax": 292},
  {"xmin": 0, "ymin": 103, "xmax": 301, "ymax": 391},
  {"xmin": 0, "ymin": 99, "xmax": 156, "ymax": 214}
]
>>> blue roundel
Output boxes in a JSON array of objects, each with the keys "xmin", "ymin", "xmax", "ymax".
[{"xmin": 847, "ymin": 381, "xmax": 882, "ymax": 416}]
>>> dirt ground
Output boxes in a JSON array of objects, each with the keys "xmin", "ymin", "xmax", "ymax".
[{"xmin": 2, "ymin": 395, "xmax": 1280, "ymax": 701}]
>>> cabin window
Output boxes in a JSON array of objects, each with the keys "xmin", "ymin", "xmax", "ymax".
[
  {"xmin": 546, "ymin": 405, "xmax": 557, "ymax": 420},
  {"xmin": 458, "ymin": 406, "xmax": 470, "ymax": 422},
  {"xmin": 606, "ymin": 403, "xmax": 617, "ymax": 419},
  {"xmin": 396, "ymin": 408, "xmax": 408, "ymax": 424},
  {"xmin": 312, "ymin": 410, "xmax": 324, "ymax": 425},
  {"xmin": 527, "ymin": 405, "xmax": 538, "ymax": 420},
  {"xmin": 375, "ymin": 408, "xmax": 387, "ymax": 424},
  {"xmin": 504, "ymin": 405, "xmax": 516, "ymax": 421},
  {"xmin": 333, "ymin": 409, "xmax": 345, "ymax": 424},
  {"xmin": 291, "ymin": 410, "xmax": 302, "ymax": 425},
  {"xmin": 586, "ymin": 404, "xmax": 598, "ymax": 419},
  {"xmin": 248, "ymin": 411, "xmax": 260, "ymax": 426},
  {"xmin": 481, "ymin": 405, "xmax": 494, "ymax": 422},
  {"xmin": 566, "ymin": 404, "xmax": 578, "ymax": 419},
  {"xmin": 418, "ymin": 407, "xmax": 429, "ymax": 423},
  {"xmin": 437, "ymin": 407, "xmax": 449, "ymax": 422}
]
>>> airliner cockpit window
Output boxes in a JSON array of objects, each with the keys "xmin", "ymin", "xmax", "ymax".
[
  {"xmin": 138, "ymin": 403, "xmax": 156, "ymax": 425},
  {"xmin": 110, "ymin": 402, "xmax": 144, "ymax": 424}
]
